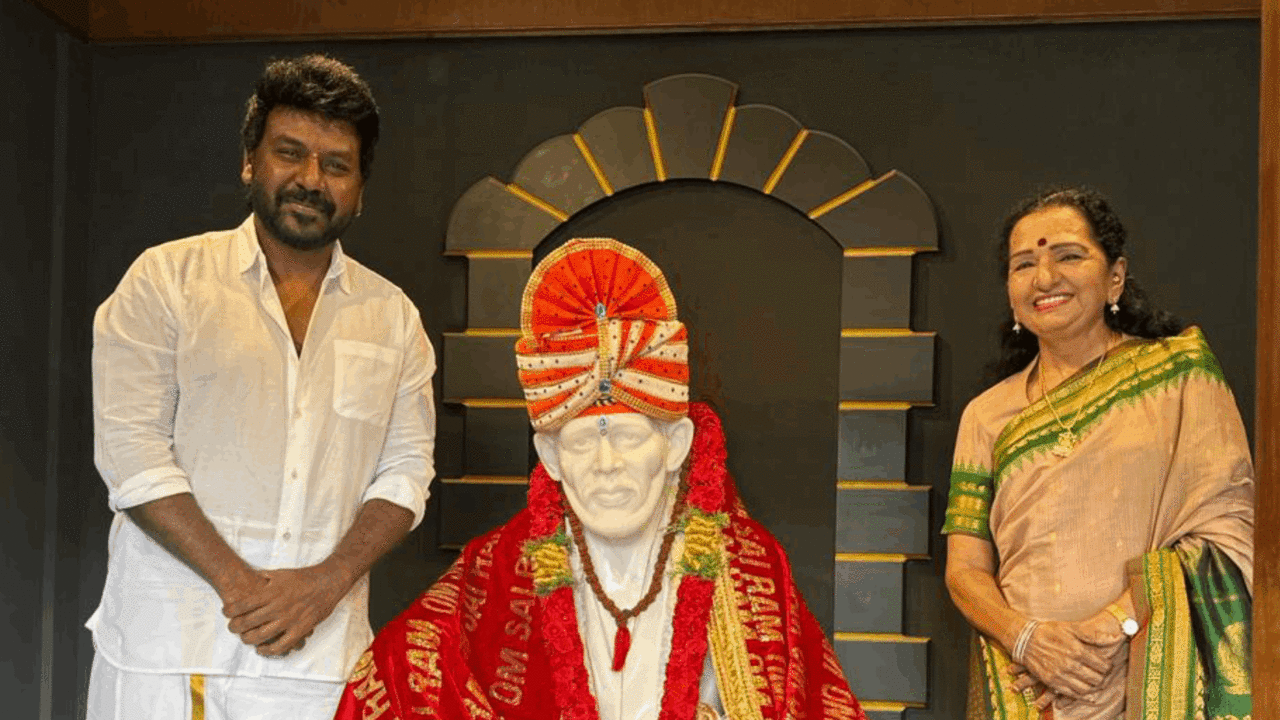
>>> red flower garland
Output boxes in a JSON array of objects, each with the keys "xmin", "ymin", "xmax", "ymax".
[{"xmin": 528, "ymin": 403, "xmax": 733, "ymax": 720}]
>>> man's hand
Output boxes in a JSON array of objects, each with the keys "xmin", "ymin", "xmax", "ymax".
[
  {"xmin": 224, "ymin": 562, "xmax": 355, "ymax": 656},
  {"xmin": 214, "ymin": 564, "xmax": 272, "ymax": 613},
  {"xmin": 222, "ymin": 499, "xmax": 414, "ymax": 656}
]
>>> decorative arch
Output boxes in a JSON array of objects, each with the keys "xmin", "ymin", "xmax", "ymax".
[{"xmin": 439, "ymin": 73, "xmax": 937, "ymax": 718}]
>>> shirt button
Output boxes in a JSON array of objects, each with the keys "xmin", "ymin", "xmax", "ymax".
[
  {"xmin": 283, "ymin": 531, "xmax": 291, "ymax": 540},
  {"xmin": 291, "ymin": 469, "xmax": 299, "ymax": 480},
  {"xmin": 293, "ymin": 408, "xmax": 302, "ymax": 421}
]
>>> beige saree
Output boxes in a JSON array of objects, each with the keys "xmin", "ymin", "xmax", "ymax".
[{"xmin": 943, "ymin": 328, "xmax": 1254, "ymax": 720}]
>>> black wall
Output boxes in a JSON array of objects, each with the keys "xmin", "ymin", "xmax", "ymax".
[
  {"xmin": 1, "ymin": 1, "xmax": 92, "ymax": 718},
  {"xmin": 0, "ymin": 2, "xmax": 56, "ymax": 717},
  {"xmin": 7, "ymin": 17, "xmax": 1259, "ymax": 720}
]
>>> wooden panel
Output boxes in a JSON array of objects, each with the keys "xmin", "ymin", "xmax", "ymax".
[
  {"xmin": 1256, "ymin": 0, "xmax": 1278, "ymax": 714},
  {"xmin": 511, "ymin": 135, "xmax": 607, "ymax": 217},
  {"xmin": 578, "ymin": 107, "xmax": 656, "ymax": 193},
  {"xmin": 770, "ymin": 131, "xmax": 872, "ymax": 215},
  {"xmin": 835, "ymin": 486, "xmax": 930, "ymax": 555},
  {"xmin": 439, "ymin": 480, "xmax": 527, "ymax": 547},
  {"xmin": 36, "ymin": 0, "xmax": 1261, "ymax": 42},
  {"xmin": 834, "ymin": 635, "xmax": 929, "ymax": 704},
  {"xmin": 445, "ymin": 177, "xmax": 562, "ymax": 254},
  {"xmin": 842, "ymin": 256, "xmax": 912, "ymax": 329},
  {"xmin": 441, "ymin": 333, "xmax": 523, "ymax": 401},
  {"xmin": 717, "ymin": 104, "xmax": 803, "ymax": 191},
  {"xmin": 838, "ymin": 334, "xmax": 935, "ymax": 403},
  {"xmin": 834, "ymin": 559, "xmax": 904, "ymax": 633},
  {"xmin": 862, "ymin": 709, "xmax": 906, "ymax": 720},
  {"xmin": 644, "ymin": 74, "xmax": 737, "ymax": 180},
  {"xmin": 464, "ymin": 405, "xmax": 532, "ymax": 477},
  {"xmin": 838, "ymin": 409, "xmax": 907, "ymax": 481},
  {"xmin": 466, "ymin": 257, "xmax": 530, "ymax": 329},
  {"xmin": 815, "ymin": 171, "xmax": 938, "ymax": 251}
]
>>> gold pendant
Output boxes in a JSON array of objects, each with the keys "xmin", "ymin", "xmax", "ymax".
[{"xmin": 1051, "ymin": 429, "xmax": 1077, "ymax": 457}]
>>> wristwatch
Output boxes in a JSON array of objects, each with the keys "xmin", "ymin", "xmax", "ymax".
[{"xmin": 1105, "ymin": 603, "xmax": 1139, "ymax": 637}]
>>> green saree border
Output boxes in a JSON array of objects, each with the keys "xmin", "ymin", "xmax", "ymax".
[
  {"xmin": 944, "ymin": 466, "xmax": 995, "ymax": 538},
  {"xmin": 992, "ymin": 328, "xmax": 1224, "ymax": 490}
]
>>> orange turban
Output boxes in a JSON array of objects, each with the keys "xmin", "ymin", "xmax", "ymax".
[{"xmin": 516, "ymin": 239, "xmax": 689, "ymax": 432}]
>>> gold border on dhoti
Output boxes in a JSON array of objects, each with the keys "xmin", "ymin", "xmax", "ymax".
[{"xmin": 189, "ymin": 674, "xmax": 206, "ymax": 720}]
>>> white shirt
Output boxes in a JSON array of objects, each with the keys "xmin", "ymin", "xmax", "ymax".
[{"xmin": 87, "ymin": 216, "xmax": 436, "ymax": 681}]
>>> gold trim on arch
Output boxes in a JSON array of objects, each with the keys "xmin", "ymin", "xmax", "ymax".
[
  {"xmin": 763, "ymin": 129, "xmax": 807, "ymax": 195},
  {"xmin": 574, "ymin": 132, "xmax": 615, "ymax": 196},
  {"xmin": 643, "ymin": 107, "xmax": 668, "ymax": 182},
  {"xmin": 709, "ymin": 105, "xmax": 737, "ymax": 181},
  {"xmin": 809, "ymin": 177, "xmax": 878, "ymax": 218},
  {"xmin": 504, "ymin": 183, "xmax": 570, "ymax": 222}
]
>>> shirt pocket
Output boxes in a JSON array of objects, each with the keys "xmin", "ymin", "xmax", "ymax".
[{"xmin": 333, "ymin": 339, "xmax": 400, "ymax": 424}]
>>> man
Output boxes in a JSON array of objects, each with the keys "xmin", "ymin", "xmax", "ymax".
[
  {"xmin": 334, "ymin": 239, "xmax": 865, "ymax": 720},
  {"xmin": 87, "ymin": 55, "xmax": 435, "ymax": 720}
]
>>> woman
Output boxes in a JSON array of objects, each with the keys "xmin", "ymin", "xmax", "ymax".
[{"xmin": 943, "ymin": 187, "xmax": 1254, "ymax": 720}]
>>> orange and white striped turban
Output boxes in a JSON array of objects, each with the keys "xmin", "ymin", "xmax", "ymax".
[{"xmin": 516, "ymin": 238, "xmax": 689, "ymax": 432}]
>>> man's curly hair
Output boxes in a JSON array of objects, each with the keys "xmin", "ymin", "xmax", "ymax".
[{"xmin": 241, "ymin": 54, "xmax": 380, "ymax": 180}]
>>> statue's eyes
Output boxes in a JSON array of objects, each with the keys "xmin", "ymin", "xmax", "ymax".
[
  {"xmin": 610, "ymin": 430, "xmax": 648, "ymax": 450},
  {"xmin": 564, "ymin": 435, "xmax": 598, "ymax": 453}
]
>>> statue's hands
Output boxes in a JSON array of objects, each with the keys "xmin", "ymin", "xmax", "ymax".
[
  {"xmin": 1017, "ymin": 620, "xmax": 1120, "ymax": 699},
  {"xmin": 223, "ymin": 563, "xmax": 352, "ymax": 656}
]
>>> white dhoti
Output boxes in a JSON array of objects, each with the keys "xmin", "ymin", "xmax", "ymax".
[{"xmin": 86, "ymin": 653, "xmax": 344, "ymax": 720}]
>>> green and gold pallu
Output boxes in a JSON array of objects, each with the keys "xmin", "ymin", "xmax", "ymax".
[{"xmin": 1128, "ymin": 544, "xmax": 1251, "ymax": 720}]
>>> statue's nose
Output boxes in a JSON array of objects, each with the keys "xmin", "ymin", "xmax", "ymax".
[{"xmin": 593, "ymin": 436, "xmax": 621, "ymax": 471}]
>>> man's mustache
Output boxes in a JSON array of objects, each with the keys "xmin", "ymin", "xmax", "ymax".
[{"xmin": 277, "ymin": 187, "xmax": 335, "ymax": 218}]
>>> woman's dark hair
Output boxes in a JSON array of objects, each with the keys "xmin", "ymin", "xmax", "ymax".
[
  {"xmin": 987, "ymin": 187, "xmax": 1185, "ymax": 383},
  {"xmin": 240, "ymin": 54, "xmax": 380, "ymax": 180}
]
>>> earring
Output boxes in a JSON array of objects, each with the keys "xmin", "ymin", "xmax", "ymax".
[
  {"xmin": 1012, "ymin": 319, "xmax": 1022, "ymax": 333},
  {"xmin": 1109, "ymin": 301, "xmax": 1119, "ymax": 315}
]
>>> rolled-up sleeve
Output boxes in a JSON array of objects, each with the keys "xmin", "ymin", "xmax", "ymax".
[
  {"xmin": 360, "ymin": 300, "xmax": 436, "ymax": 529},
  {"xmin": 92, "ymin": 250, "xmax": 192, "ymax": 511}
]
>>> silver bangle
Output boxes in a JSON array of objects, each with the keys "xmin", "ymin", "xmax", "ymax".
[{"xmin": 1012, "ymin": 619, "xmax": 1040, "ymax": 664}]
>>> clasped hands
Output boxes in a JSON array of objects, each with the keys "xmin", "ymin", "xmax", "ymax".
[
  {"xmin": 220, "ymin": 563, "xmax": 352, "ymax": 657},
  {"xmin": 1008, "ymin": 610, "xmax": 1128, "ymax": 711}
]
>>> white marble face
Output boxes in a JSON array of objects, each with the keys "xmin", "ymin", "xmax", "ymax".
[{"xmin": 535, "ymin": 412, "xmax": 693, "ymax": 542}]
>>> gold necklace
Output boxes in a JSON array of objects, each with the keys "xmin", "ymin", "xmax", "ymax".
[{"xmin": 1038, "ymin": 348, "xmax": 1109, "ymax": 458}]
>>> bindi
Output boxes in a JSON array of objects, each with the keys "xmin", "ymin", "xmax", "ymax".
[{"xmin": 1037, "ymin": 238, "xmax": 1047, "ymax": 247}]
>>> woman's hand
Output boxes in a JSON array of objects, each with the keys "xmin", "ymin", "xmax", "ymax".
[
  {"xmin": 1073, "ymin": 608, "xmax": 1128, "ymax": 648},
  {"xmin": 1017, "ymin": 619, "xmax": 1123, "ymax": 699},
  {"xmin": 1007, "ymin": 664, "xmax": 1058, "ymax": 711}
]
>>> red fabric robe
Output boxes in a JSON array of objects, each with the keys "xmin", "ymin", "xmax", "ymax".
[{"xmin": 334, "ymin": 405, "xmax": 865, "ymax": 720}]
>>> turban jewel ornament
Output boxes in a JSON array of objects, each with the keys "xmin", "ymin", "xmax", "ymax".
[{"xmin": 516, "ymin": 238, "xmax": 689, "ymax": 432}]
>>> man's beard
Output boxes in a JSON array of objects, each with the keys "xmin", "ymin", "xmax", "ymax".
[{"xmin": 248, "ymin": 180, "xmax": 354, "ymax": 251}]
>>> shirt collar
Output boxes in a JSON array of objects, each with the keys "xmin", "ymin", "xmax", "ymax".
[
  {"xmin": 327, "ymin": 241, "xmax": 352, "ymax": 294},
  {"xmin": 234, "ymin": 215, "xmax": 264, "ymax": 277},
  {"xmin": 237, "ymin": 214, "xmax": 352, "ymax": 295}
]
